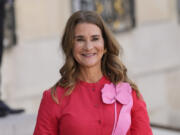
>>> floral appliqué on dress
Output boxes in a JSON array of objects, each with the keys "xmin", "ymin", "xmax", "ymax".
[{"xmin": 101, "ymin": 82, "xmax": 133, "ymax": 135}]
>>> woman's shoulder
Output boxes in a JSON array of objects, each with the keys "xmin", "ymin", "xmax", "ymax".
[
  {"xmin": 41, "ymin": 86, "xmax": 66, "ymax": 105},
  {"xmin": 131, "ymin": 89, "xmax": 147, "ymax": 111},
  {"xmin": 131, "ymin": 89, "xmax": 144, "ymax": 101}
]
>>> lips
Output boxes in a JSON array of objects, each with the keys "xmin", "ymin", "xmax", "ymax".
[{"xmin": 81, "ymin": 53, "xmax": 96, "ymax": 57}]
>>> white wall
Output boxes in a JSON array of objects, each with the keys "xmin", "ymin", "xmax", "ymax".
[{"xmin": 2, "ymin": 0, "xmax": 180, "ymax": 127}]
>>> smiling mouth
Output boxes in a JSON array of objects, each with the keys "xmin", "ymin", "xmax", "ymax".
[{"xmin": 81, "ymin": 53, "xmax": 96, "ymax": 57}]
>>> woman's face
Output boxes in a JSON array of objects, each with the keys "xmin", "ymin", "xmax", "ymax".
[{"xmin": 73, "ymin": 23, "xmax": 105, "ymax": 70}]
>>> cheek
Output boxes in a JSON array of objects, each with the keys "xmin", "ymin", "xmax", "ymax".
[
  {"xmin": 72, "ymin": 44, "xmax": 81, "ymax": 60},
  {"xmin": 98, "ymin": 41, "xmax": 105, "ymax": 54}
]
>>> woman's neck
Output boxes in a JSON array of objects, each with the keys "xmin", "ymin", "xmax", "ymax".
[{"xmin": 78, "ymin": 67, "xmax": 103, "ymax": 83}]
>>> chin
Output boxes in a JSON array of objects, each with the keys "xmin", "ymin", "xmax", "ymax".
[{"xmin": 80, "ymin": 62, "xmax": 100, "ymax": 68}]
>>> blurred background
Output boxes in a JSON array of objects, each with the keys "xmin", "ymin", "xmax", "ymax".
[{"xmin": 0, "ymin": 0, "xmax": 180, "ymax": 135}]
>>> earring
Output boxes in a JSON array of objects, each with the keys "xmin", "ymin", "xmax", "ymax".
[{"xmin": 104, "ymin": 49, "xmax": 107, "ymax": 54}]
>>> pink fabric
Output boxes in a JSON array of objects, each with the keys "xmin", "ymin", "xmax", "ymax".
[{"xmin": 101, "ymin": 82, "xmax": 133, "ymax": 135}]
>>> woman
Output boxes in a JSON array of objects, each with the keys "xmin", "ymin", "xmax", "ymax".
[{"xmin": 33, "ymin": 10, "xmax": 153, "ymax": 135}]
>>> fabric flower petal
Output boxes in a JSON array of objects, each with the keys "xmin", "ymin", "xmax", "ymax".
[
  {"xmin": 101, "ymin": 83, "xmax": 116, "ymax": 104},
  {"xmin": 115, "ymin": 82, "xmax": 132, "ymax": 104}
]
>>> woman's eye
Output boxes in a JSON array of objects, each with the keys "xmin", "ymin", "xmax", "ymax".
[
  {"xmin": 92, "ymin": 38, "xmax": 99, "ymax": 41},
  {"xmin": 76, "ymin": 38, "xmax": 84, "ymax": 42}
]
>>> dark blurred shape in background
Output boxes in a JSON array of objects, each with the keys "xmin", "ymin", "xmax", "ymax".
[{"xmin": 72, "ymin": 0, "xmax": 136, "ymax": 32}]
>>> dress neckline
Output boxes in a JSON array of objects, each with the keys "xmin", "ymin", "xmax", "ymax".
[{"xmin": 77, "ymin": 76, "xmax": 109, "ymax": 87}]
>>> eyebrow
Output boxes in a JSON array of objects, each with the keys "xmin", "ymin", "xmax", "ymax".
[
  {"xmin": 74, "ymin": 35, "xmax": 84, "ymax": 39},
  {"xmin": 92, "ymin": 35, "xmax": 100, "ymax": 38}
]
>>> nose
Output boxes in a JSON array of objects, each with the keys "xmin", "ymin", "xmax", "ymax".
[{"xmin": 84, "ymin": 41, "xmax": 93, "ymax": 50}]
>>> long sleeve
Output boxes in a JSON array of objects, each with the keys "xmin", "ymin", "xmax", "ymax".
[
  {"xmin": 33, "ymin": 90, "xmax": 61, "ymax": 135},
  {"xmin": 127, "ymin": 91, "xmax": 153, "ymax": 135}
]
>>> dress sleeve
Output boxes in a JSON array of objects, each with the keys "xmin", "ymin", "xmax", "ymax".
[
  {"xmin": 33, "ymin": 90, "xmax": 61, "ymax": 135},
  {"xmin": 127, "ymin": 91, "xmax": 153, "ymax": 135}
]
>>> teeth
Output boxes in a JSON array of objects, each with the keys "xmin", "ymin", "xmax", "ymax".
[{"xmin": 82, "ymin": 53, "xmax": 95, "ymax": 56}]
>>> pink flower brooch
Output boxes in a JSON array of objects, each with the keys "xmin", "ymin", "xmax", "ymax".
[{"xmin": 101, "ymin": 82, "xmax": 133, "ymax": 135}]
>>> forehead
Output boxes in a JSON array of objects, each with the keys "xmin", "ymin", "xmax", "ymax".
[{"xmin": 74, "ymin": 23, "xmax": 102, "ymax": 36}]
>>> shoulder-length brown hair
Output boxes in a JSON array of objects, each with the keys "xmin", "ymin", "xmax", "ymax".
[{"xmin": 51, "ymin": 10, "xmax": 139, "ymax": 103}]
